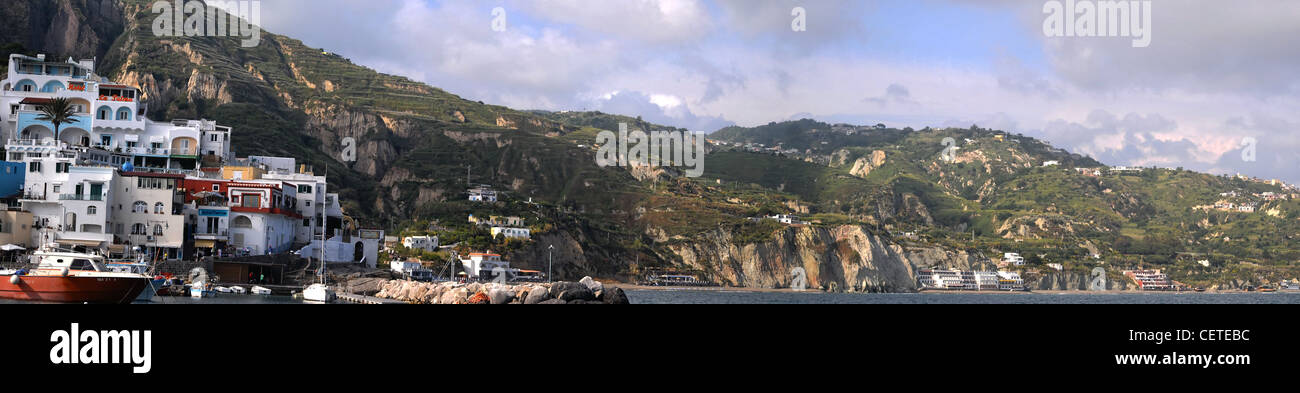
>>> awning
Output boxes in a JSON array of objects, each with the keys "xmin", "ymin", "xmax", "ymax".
[
  {"xmin": 149, "ymin": 135, "xmax": 165, "ymax": 143},
  {"xmin": 125, "ymin": 134, "xmax": 139, "ymax": 142},
  {"xmin": 194, "ymin": 239, "xmax": 217, "ymax": 248},
  {"xmin": 56, "ymin": 239, "xmax": 104, "ymax": 247},
  {"xmin": 20, "ymin": 97, "xmax": 53, "ymax": 105}
]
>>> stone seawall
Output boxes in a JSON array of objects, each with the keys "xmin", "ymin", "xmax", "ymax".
[{"xmin": 353, "ymin": 276, "xmax": 629, "ymax": 304}]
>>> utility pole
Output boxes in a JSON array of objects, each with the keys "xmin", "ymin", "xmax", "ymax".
[{"xmin": 548, "ymin": 244, "xmax": 554, "ymax": 283}]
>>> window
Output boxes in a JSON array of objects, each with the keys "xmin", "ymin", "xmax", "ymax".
[
  {"xmin": 100, "ymin": 135, "xmax": 111, "ymax": 146},
  {"xmin": 210, "ymin": 134, "xmax": 218, "ymax": 142},
  {"xmin": 27, "ymin": 162, "xmax": 40, "ymax": 173},
  {"xmin": 154, "ymin": 202, "xmax": 164, "ymax": 214},
  {"xmin": 70, "ymin": 259, "xmax": 94, "ymax": 271},
  {"xmin": 298, "ymin": 184, "xmax": 313, "ymax": 193},
  {"xmin": 303, "ymin": 219, "xmax": 311, "ymax": 227},
  {"xmin": 131, "ymin": 223, "xmax": 146, "ymax": 235},
  {"xmin": 52, "ymin": 185, "xmax": 60, "ymax": 194},
  {"xmin": 132, "ymin": 201, "xmax": 147, "ymax": 213},
  {"xmin": 87, "ymin": 206, "xmax": 96, "ymax": 215},
  {"xmin": 212, "ymin": 184, "xmax": 220, "ymax": 192},
  {"xmin": 55, "ymin": 162, "xmax": 69, "ymax": 173},
  {"xmin": 242, "ymin": 195, "xmax": 259, "ymax": 208},
  {"xmin": 153, "ymin": 225, "xmax": 163, "ymax": 236}
]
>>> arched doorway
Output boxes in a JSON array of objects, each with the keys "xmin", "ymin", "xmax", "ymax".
[{"xmin": 353, "ymin": 241, "xmax": 365, "ymax": 263}]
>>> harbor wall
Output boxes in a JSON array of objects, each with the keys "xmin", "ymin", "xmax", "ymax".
[{"xmin": 358, "ymin": 276, "xmax": 629, "ymax": 304}]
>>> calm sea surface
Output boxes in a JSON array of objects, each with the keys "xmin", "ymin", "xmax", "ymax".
[
  {"xmin": 3, "ymin": 291, "xmax": 1298, "ymax": 304},
  {"xmin": 623, "ymin": 290, "xmax": 1300, "ymax": 304}
]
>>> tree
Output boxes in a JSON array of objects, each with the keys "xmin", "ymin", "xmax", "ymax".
[{"xmin": 35, "ymin": 97, "xmax": 79, "ymax": 143}]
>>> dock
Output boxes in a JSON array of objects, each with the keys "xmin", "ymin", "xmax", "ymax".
[{"xmin": 336, "ymin": 292, "xmax": 406, "ymax": 304}]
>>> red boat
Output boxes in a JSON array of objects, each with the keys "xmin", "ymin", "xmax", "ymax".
[{"xmin": 0, "ymin": 247, "xmax": 152, "ymax": 304}]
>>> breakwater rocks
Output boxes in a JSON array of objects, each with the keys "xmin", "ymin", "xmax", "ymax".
[{"xmin": 368, "ymin": 276, "xmax": 629, "ymax": 304}]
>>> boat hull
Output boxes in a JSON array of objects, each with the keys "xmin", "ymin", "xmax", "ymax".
[{"xmin": 0, "ymin": 275, "xmax": 151, "ymax": 304}]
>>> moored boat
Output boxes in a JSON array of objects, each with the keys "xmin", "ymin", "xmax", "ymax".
[
  {"xmin": 303, "ymin": 283, "xmax": 335, "ymax": 302},
  {"xmin": 250, "ymin": 286, "xmax": 272, "ymax": 295},
  {"xmin": 0, "ymin": 245, "xmax": 152, "ymax": 304}
]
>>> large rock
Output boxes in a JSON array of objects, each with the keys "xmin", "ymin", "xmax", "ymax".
[
  {"xmin": 602, "ymin": 287, "xmax": 630, "ymax": 304},
  {"xmin": 538, "ymin": 298, "xmax": 567, "ymax": 304},
  {"xmin": 439, "ymin": 287, "xmax": 468, "ymax": 304},
  {"xmin": 558, "ymin": 287, "xmax": 595, "ymax": 302},
  {"xmin": 548, "ymin": 282, "xmax": 586, "ymax": 298},
  {"xmin": 578, "ymin": 276, "xmax": 604, "ymax": 294},
  {"xmin": 524, "ymin": 286, "xmax": 551, "ymax": 304},
  {"xmin": 488, "ymin": 288, "xmax": 515, "ymax": 304}
]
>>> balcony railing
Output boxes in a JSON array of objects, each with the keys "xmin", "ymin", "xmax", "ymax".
[{"xmin": 59, "ymin": 193, "xmax": 106, "ymax": 201}]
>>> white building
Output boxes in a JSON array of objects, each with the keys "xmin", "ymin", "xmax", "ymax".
[
  {"xmin": 402, "ymin": 235, "xmax": 439, "ymax": 252},
  {"xmin": 260, "ymin": 162, "xmax": 339, "ymax": 244},
  {"xmin": 111, "ymin": 171, "xmax": 186, "ymax": 258},
  {"xmin": 490, "ymin": 227, "xmax": 530, "ymax": 240},
  {"xmin": 458, "ymin": 252, "xmax": 515, "ymax": 280},
  {"xmin": 225, "ymin": 181, "xmax": 299, "ymax": 255},
  {"xmin": 1002, "ymin": 252, "xmax": 1026, "ymax": 266},
  {"xmin": 766, "ymin": 214, "xmax": 809, "ymax": 225},
  {"xmin": 468, "ymin": 187, "xmax": 497, "ymax": 202}
]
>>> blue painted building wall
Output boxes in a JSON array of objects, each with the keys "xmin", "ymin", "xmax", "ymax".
[{"xmin": 0, "ymin": 162, "xmax": 24, "ymax": 198}]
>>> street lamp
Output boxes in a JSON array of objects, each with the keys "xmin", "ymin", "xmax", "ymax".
[{"xmin": 547, "ymin": 244, "xmax": 554, "ymax": 283}]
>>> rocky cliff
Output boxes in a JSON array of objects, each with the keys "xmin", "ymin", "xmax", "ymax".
[
  {"xmin": 666, "ymin": 225, "xmax": 992, "ymax": 292},
  {"xmin": 0, "ymin": 0, "xmax": 125, "ymax": 60}
]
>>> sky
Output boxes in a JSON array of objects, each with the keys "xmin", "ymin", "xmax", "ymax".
[{"xmin": 257, "ymin": 0, "xmax": 1300, "ymax": 184}]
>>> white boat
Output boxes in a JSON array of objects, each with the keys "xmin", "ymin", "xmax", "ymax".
[
  {"xmin": 250, "ymin": 286, "xmax": 272, "ymax": 295},
  {"xmin": 229, "ymin": 286, "xmax": 247, "ymax": 294},
  {"xmin": 214, "ymin": 286, "xmax": 232, "ymax": 293},
  {"xmin": 189, "ymin": 284, "xmax": 213, "ymax": 298},
  {"xmin": 302, "ymin": 283, "xmax": 335, "ymax": 302}
]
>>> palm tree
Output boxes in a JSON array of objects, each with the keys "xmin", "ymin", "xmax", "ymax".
[{"xmin": 34, "ymin": 97, "xmax": 79, "ymax": 143}]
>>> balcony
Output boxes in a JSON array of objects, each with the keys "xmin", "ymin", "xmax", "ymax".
[
  {"xmin": 195, "ymin": 229, "xmax": 229, "ymax": 241},
  {"xmin": 59, "ymin": 193, "xmax": 106, "ymax": 201}
]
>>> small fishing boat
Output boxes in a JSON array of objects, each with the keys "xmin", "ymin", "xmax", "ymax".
[
  {"xmin": 214, "ymin": 286, "xmax": 232, "ymax": 293},
  {"xmin": 190, "ymin": 283, "xmax": 214, "ymax": 298},
  {"xmin": 229, "ymin": 286, "xmax": 246, "ymax": 294},
  {"xmin": 250, "ymin": 286, "xmax": 272, "ymax": 295}
]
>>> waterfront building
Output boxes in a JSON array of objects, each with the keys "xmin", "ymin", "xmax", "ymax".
[
  {"xmin": 996, "ymin": 271, "xmax": 1025, "ymax": 291},
  {"xmin": 111, "ymin": 171, "xmax": 186, "ymax": 258},
  {"xmin": 1002, "ymin": 252, "xmax": 1026, "ymax": 266},
  {"xmin": 458, "ymin": 252, "xmax": 514, "ymax": 280},
  {"xmin": 0, "ymin": 54, "xmax": 378, "ymax": 262},
  {"xmin": 225, "ymin": 180, "xmax": 300, "ymax": 255},
  {"xmin": 1124, "ymin": 269, "xmax": 1174, "ymax": 291}
]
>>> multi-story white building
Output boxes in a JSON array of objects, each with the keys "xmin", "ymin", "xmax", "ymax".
[
  {"xmin": 111, "ymin": 171, "xmax": 186, "ymax": 258},
  {"xmin": 402, "ymin": 235, "xmax": 438, "ymax": 252},
  {"xmin": 225, "ymin": 180, "xmax": 300, "ymax": 255},
  {"xmin": 1, "ymin": 55, "xmax": 231, "ymax": 173},
  {"xmin": 490, "ymin": 226, "xmax": 530, "ymax": 240},
  {"xmin": 258, "ymin": 161, "xmax": 345, "ymax": 245}
]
